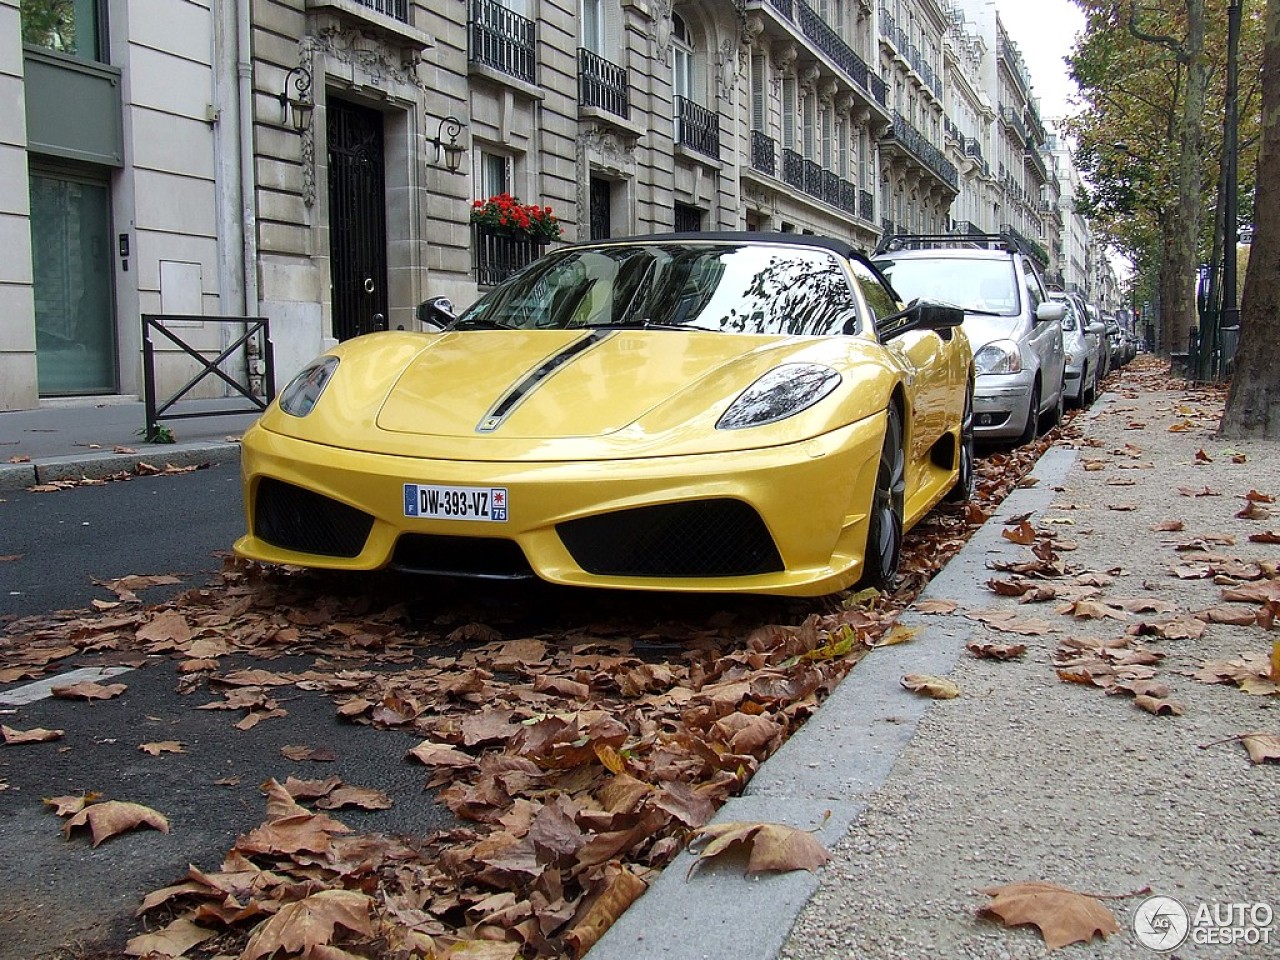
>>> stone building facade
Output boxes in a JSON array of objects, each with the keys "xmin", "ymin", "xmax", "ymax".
[{"xmin": 3, "ymin": 0, "xmax": 1073, "ymax": 413}]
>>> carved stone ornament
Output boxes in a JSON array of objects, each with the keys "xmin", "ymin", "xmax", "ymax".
[
  {"xmin": 717, "ymin": 38, "xmax": 740, "ymax": 98},
  {"xmin": 311, "ymin": 23, "xmax": 424, "ymax": 90},
  {"xmin": 653, "ymin": 0, "xmax": 674, "ymax": 61},
  {"xmin": 774, "ymin": 42, "xmax": 798, "ymax": 72}
]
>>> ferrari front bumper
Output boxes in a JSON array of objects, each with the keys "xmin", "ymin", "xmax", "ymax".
[{"xmin": 234, "ymin": 415, "xmax": 886, "ymax": 597}]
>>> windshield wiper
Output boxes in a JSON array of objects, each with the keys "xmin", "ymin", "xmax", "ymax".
[
  {"xmin": 449, "ymin": 317, "xmax": 515, "ymax": 331},
  {"xmin": 583, "ymin": 319, "xmax": 690, "ymax": 331}
]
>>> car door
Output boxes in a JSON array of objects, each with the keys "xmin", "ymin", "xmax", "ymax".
[
  {"xmin": 1021, "ymin": 260, "xmax": 1064, "ymax": 408},
  {"xmin": 849, "ymin": 257, "xmax": 953, "ymax": 465}
]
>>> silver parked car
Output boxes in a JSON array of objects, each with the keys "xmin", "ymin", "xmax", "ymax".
[
  {"xmin": 874, "ymin": 234, "xmax": 1066, "ymax": 446},
  {"xmin": 1050, "ymin": 291, "xmax": 1104, "ymax": 407}
]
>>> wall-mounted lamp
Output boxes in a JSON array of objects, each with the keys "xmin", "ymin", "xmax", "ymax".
[
  {"xmin": 279, "ymin": 65, "xmax": 314, "ymax": 134},
  {"xmin": 430, "ymin": 115, "xmax": 467, "ymax": 174}
]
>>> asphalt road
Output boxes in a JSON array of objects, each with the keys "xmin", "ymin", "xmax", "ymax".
[{"xmin": 0, "ymin": 464, "xmax": 245, "ymax": 619}]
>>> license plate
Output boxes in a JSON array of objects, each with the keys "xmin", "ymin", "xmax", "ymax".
[{"xmin": 403, "ymin": 484, "xmax": 508, "ymax": 522}]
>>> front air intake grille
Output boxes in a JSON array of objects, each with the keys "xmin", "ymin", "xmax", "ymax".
[
  {"xmin": 557, "ymin": 500, "xmax": 783, "ymax": 578},
  {"xmin": 254, "ymin": 477, "xmax": 373, "ymax": 558},
  {"xmin": 392, "ymin": 534, "xmax": 535, "ymax": 580}
]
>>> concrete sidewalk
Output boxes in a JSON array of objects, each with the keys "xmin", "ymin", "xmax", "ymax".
[{"xmin": 0, "ymin": 396, "xmax": 260, "ymax": 490}]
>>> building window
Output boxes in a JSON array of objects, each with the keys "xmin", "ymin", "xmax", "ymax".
[
  {"xmin": 582, "ymin": 0, "xmax": 604, "ymax": 54},
  {"xmin": 477, "ymin": 151, "xmax": 511, "ymax": 200},
  {"xmin": 674, "ymin": 202, "xmax": 702, "ymax": 232},
  {"xmin": 21, "ymin": 0, "xmax": 104, "ymax": 61}
]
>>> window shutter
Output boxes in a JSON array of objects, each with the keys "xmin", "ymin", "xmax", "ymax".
[
  {"xmin": 751, "ymin": 55, "xmax": 765, "ymax": 132},
  {"xmin": 782, "ymin": 78, "xmax": 796, "ymax": 149}
]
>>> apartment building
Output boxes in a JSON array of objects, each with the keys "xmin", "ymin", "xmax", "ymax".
[{"xmin": 3, "ymin": 0, "xmax": 1065, "ymax": 414}]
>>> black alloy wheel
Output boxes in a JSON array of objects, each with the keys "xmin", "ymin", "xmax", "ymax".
[{"xmin": 862, "ymin": 403, "xmax": 905, "ymax": 590}]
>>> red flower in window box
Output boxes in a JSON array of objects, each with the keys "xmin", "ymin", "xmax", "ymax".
[{"xmin": 470, "ymin": 193, "xmax": 563, "ymax": 241}]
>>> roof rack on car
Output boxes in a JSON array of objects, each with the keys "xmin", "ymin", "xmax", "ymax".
[{"xmin": 872, "ymin": 232, "xmax": 1022, "ymax": 258}]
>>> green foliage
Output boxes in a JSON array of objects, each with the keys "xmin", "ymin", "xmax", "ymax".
[
  {"xmin": 138, "ymin": 424, "xmax": 176, "ymax": 444},
  {"xmin": 20, "ymin": 0, "xmax": 77, "ymax": 53}
]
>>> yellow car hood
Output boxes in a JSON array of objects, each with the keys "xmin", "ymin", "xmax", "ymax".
[{"xmin": 261, "ymin": 330, "xmax": 897, "ymax": 461}]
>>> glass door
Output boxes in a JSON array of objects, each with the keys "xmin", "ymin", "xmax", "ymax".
[{"xmin": 29, "ymin": 170, "xmax": 116, "ymax": 395}]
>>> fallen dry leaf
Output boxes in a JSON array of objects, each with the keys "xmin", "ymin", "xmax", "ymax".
[
  {"xmin": 139, "ymin": 740, "xmax": 185, "ymax": 756},
  {"xmin": 51, "ymin": 680, "xmax": 128, "ymax": 701},
  {"xmin": 914, "ymin": 599, "xmax": 959, "ymax": 614},
  {"xmin": 43, "ymin": 793, "xmax": 100, "ymax": 816},
  {"xmin": 979, "ymin": 881, "xmax": 1120, "ymax": 949},
  {"xmin": 281, "ymin": 744, "xmax": 337, "ymax": 762},
  {"xmin": 1133, "ymin": 695, "xmax": 1185, "ymax": 716},
  {"xmin": 1152, "ymin": 520, "xmax": 1186, "ymax": 532},
  {"xmin": 1241, "ymin": 733, "xmax": 1280, "ymax": 764},
  {"xmin": 124, "ymin": 917, "xmax": 214, "ymax": 957},
  {"xmin": 2, "ymin": 725, "xmax": 64, "ymax": 744},
  {"xmin": 966, "ymin": 641, "xmax": 1027, "ymax": 661},
  {"xmin": 315, "ymin": 785, "xmax": 393, "ymax": 811},
  {"xmin": 62, "ymin": 799, "xmax": 170, "ymax": 846},
  {"xmin": 564, "ymin": 865, "xmax": 647, "ymax": 958},
  {"xmin": 687, "ymin": 820, "xmax": 829, "ymax": 878},
  {"xmin": 1002, "ymin": 520, "xmax": 1036, "ymax": 545},
  {"xmin": 240, "ymin": 889, "xmax": 374, "ymax": 960},
  {"xmin": 900, "ymin": 674, "xmax": 960, "ymax": 699}
]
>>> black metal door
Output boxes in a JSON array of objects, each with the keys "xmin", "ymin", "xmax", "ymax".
[
  {"xmin": 589, "ymin": 176, "xmax": 611, "ymax": 241},
  {"xmin": 328, "ymin": 100, "xmax": 388, "ymax": 340}
]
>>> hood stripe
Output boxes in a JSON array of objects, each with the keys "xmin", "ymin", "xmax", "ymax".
[{"xmin": 476, "ymin": 331, "xmax": 612, "ymax": 433}]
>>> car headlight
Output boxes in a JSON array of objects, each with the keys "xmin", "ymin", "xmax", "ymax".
[
  {"xmin": 717, "ymin": 364, "xmax": 842, "ymax": 430},
  {"xmin": 278, "ymin": 356, "xmax": 339, "ymax": 417},
  {"xmin": 973, "ymin": 340, "xmax": 1023, "ymax": 376}
]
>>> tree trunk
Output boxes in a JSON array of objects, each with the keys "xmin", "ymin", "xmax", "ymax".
[
  {"xmin": 1221, "ymin": 0, "xmax": 1280, "ymax": 438},
  {"xmin": 1164, "ymin": 0, "xmax": 1209, "ymax": 360}
]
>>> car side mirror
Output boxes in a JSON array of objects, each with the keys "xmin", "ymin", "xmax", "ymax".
[
  {"xmin": 1035, "ymin": 302, "xmax": 1066, "ymax": 323},
  {"xmin": 1086, "ymin": 321, "xmax": 1106, "ymax": 336},
  {"xmin": 417, "ymin": 296, "xmax": 455, "ymax": 331},
  {"xmin": 879, "ymin": 299, "xmax": 964, "ymax": 340}
]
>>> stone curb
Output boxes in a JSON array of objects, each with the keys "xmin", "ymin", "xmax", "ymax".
[{"xmin": 0, "ymin": 442, "xmax": 243, "ymax": 492}]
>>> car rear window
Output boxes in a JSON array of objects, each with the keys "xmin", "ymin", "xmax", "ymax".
[{"xmin": 874, "ymin": 255, "xmax": 1021, "ymax": 318}]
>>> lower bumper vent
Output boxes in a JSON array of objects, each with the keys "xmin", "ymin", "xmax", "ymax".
[{"xmin": 557, "ymin": 499, "xmax": 783, "ymax": 578}]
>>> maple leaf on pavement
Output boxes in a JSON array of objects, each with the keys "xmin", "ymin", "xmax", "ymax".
[
  {"xmin": 979, "ymin": 881, "xmax": 1120, "ymax": 949},
  {"xmin": 240, "ymin": 889, "xmax": 374, "ymax": 960},
  {"xmin": 62, "ymin": 800, "xmax": 170, "ymax": 847}
]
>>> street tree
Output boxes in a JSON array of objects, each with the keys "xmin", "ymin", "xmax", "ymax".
[
  {"xmin": 1067, "ymin": 0, "xmax": 1263, "ymax": 356},
  {"xmin": 1220, "ymin": 0, "xmax": 1279, "ymax": 438}
]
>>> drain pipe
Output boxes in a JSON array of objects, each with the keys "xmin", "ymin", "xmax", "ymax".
[{"xmin": 237, "ymin": 0, "xmax": 259, "ymax": 316}]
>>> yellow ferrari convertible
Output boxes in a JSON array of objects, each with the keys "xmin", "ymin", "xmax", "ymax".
[{"xmin": 235, "ymin": 233, "xmax": 974, "ymax": 596}]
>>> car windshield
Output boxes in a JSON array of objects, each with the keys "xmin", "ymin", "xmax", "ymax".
[
  {"xmin": 875, "ymin": 255, "xmax": 1021, "ymax": 318},
  {"xmin": 454, "ymin": 242, "xmax": 860, "ymax": 336}
]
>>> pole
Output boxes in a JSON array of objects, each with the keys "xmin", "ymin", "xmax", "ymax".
[{"xmin": 1220, "ymin": 0, "xmax": 1242, "ymax": 377}]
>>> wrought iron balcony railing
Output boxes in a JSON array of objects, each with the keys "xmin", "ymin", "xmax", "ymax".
[
  {"xmin": 859, "ymin": 189, "xmax": 874, "ymax": 222},
  {"xmin": 751, "ymin": 130, "xmax": 777, "ymax": 176},
  {"xmin": 783, "ymin": 147, "xmax": 806, "ymax": 191},
  {"xmin": 883, "ymin": 112, "xmax": 959, "ymax": 191},
  {"xmin": 351, "ymin": 0, "xmax": 408, "ymax": 22},
  {"xmin": 676, "ymin": 96, "xmax": 720, "ymax": 159},
  {"xmin": 578, "ymin": 47, "xmax": 628, "ymax": 119},
  {"xmin": 468, "ymin": 0, "xmax": 535, "ymax": 84},
  {"xmin": 473, "ymin": 224, "xmax": 548, "ymax": 288}
]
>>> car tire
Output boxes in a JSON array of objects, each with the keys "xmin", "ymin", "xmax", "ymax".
[
  {"xmin": 861, "ymin": 404, "xmax": 905, "ymax": 591},
  {"xmin": 1040, "ymin": 382, "xmax": 1064, "ymax": 433},
  {"xmin": 945, "ymin": 380, "xmax": 975, "ymax": 503},
  {"xmin": 1017, "ymin": 381, "xmax": 1040, "ymax": 447},
  {"xmin": 1083, "ymin": 366, "xmax": 1096, "ymax": 406}
]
